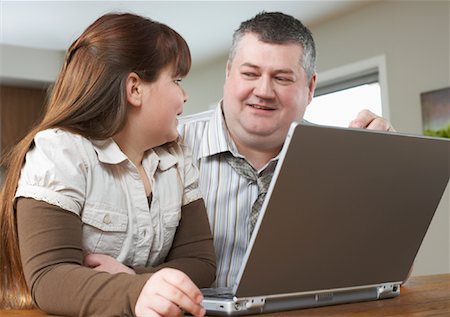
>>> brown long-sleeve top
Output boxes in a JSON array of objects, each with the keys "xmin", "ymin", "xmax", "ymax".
[{"xmin": 16, "ymin": 197, "xmax": 216, "ymax": 316}]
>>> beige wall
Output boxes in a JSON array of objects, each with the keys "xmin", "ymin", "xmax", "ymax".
[
  {"xmin": 312, "ymin": 0, "xmax": 449, "ymax": 135},
  {"xmin": 183, "ymin": 54, "xmax": 226, "ymax": 113},
  {"xmin": 1, "ymin": 0, "xmax": 449, "ymax": 276},
  {"xmin": 0, "ymin": 45, "xmax": 64, "ymax": 88}
]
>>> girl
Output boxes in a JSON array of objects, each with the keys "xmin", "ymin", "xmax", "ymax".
[{"xmin": 0, "ymin": 13, "xmax": 215, "ymax": 317}]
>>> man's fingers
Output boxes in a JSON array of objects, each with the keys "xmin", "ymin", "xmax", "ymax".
[
  {"xmin": 366, "ymin": 117, "xmax": 396, "ymax": 131},
  {"xmin": 349, "ymin": 109, "xmax": 396, "ymax": 132},
  {"xmin": 349, "ymin": 109, "xmax": 377, "ymax": 128}
]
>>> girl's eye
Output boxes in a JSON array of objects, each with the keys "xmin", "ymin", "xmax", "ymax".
[{"xmin": 174, "ymin": 79, "xmax": 182, "ymax": 85}]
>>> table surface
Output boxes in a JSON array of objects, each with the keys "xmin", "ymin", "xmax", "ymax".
[{"xmin": 1, "ymin": 274, "xmax": 449, "ymax": 316}]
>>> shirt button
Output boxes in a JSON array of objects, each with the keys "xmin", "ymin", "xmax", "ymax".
[{"xmin": 103, "ymin": 214, "xmax": 111, "ymax": 224}]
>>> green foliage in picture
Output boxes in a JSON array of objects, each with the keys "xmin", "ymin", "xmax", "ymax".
[
  {"xmin": 423, "ymin": 123, "xmax": 450, "ymax": 138},
  {"xmin": 421, "ymin": 87, "xmax": 450, "ymax": 139}
]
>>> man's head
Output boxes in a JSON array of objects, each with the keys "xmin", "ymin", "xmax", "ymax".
[
  {"xmin": 223, "ymin": 12, "xmax": 317, "ymax": 164},
  {"xmin": 228, "ymin": 11, "xmax": 316, "ymax": 83}
]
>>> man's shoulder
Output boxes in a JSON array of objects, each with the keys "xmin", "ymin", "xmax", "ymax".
[
  {"xmin": 178, "ymin": 109, "xmax": 216, "ymax": 126},
  {"xmin": 177, "ymin": 109, "xmax": 217, "ymax": 154},
  {"xmin": 178, "ymin": 109, "xmax": 217, "ymax": 141}
]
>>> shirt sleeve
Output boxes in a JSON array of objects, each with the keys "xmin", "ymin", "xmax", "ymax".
[
  {"xmin": 15, "ymin": 129, "xmax": 88, "ymax": 215},
  {"xmin": 134, "ymin": 198, "xmax": 216, "ymax": 287},
  {"xmin": 16, "ymin": 197, "xmax": 151, "ymax": 316}
]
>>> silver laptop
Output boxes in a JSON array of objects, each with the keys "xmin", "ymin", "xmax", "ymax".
[{"xmin": 202, "ymin": 122, "xmax": 450, "ymax": 316}]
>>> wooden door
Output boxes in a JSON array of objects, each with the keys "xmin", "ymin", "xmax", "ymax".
[{"xmin": 0, "ymin": 85, "xmax": 48, "ymax": 157}]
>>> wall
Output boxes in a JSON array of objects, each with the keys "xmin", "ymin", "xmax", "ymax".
[
  {"xmin": 312, "ymin": 0, "xmax": 449, "ymax": 134},
  {"xmin": 183, "ymin": 54, "xmax": 226, "ymax": 113},
  {"xmin": 0, "ymin": 45, "xmax": 65, "ymax": 87}
]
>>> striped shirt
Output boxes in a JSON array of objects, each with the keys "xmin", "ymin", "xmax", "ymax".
[{"xmin": 178, "ymin": 102, "xmax": 277, "ymax": 287}]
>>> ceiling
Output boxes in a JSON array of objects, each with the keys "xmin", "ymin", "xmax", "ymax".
[{"xmin": 1, "ymin": 1, "xmax": 372, "ymax": 65}]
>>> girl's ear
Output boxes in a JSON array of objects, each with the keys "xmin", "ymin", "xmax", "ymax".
[{"xmin": 126, "ymin": 72, "xmax": 143, "ymax": 107}]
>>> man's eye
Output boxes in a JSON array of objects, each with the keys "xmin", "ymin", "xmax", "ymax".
[
  {"xmin": 274, "ymin": 77, "xmax": 295, "ymax": 85},
  {"xmin": 242, "ymin": 72, "xmax": 258, "ymax": 78},
  {"xmin": 275, "ymin": 77, "xmax": 292, "ymax": 82}
]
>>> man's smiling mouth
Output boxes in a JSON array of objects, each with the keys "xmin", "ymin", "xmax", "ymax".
[{"xmin": 249, "ymin": 104, "xmax": 275, "ymax": 110}]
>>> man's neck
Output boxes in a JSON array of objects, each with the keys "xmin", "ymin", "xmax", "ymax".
[{"xmin": 234, "ymin": 142, "xmax": 281, "ymax": 170}]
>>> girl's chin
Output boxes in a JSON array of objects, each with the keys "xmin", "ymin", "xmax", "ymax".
[{"xmin": 167, "ymin": 132, "xmax": 179, "ymax": 143}]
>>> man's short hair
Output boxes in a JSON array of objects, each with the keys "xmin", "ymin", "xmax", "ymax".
[{"xmin": 228, "ymin": 11, "xmax": 316, "ymax": 81}]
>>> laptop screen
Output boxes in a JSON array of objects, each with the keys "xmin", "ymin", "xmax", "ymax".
[{"xmin": 234, "ymin": 122, "xmax": 449, "ymax": 298}]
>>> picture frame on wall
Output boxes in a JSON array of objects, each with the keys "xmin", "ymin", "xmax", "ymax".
[{"xmin": 420, "ymin": 87, "xmax": 450, "ymax": 138}]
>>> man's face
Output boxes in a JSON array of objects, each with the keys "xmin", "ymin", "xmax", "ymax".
[{"xmin": 223, "ymin": 33, "xmax": 316, "ymax": 154}]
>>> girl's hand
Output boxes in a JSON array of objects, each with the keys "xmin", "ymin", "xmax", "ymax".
[
  {"xmin": 84, "ymin": 253, "xmax": 136, "ymax": 275},
  {"xmin": 135, "ymin": 268, "xmax": 205, "ymax": 317}
]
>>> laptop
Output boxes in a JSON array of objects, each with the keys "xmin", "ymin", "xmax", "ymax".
[{"xmin": 201, "ymin": 122, "xmax": 450, "ymax": 316}]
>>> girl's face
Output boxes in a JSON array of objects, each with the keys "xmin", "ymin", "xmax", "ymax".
[{"xmin": 138, "ymin": 66, "xmax": 188, "ymax": 147}]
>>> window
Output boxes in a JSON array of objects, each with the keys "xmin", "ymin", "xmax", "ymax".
[{"xmin": 304, "ymin": 55, "xmax": 389, "ymax": 128}]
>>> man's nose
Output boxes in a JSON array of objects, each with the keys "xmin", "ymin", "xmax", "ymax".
[{"xmin": 253, "ymin": 76, "xmax": 275, "ymax": 99}]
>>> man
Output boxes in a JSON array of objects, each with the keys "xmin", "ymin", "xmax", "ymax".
[{"xmin": 178, "ymin": 12, "xmax": 395, "ymax": 288}]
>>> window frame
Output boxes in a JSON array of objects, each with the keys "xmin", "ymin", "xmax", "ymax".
[{"xmin": 313, "ymin": 55, "xmax": 391, "ymax": 120}]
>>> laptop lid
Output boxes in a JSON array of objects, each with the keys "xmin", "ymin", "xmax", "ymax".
[{"xmin": 233, "ymin": 122, "xmax": 449, "ymax": 298}]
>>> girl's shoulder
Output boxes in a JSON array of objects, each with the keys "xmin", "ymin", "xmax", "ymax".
[
  {"xmin": 33, "ymin": 128, "xmax": 97, "ymax": 164},
  {"xmin": 35, "ymin": 128, "xmax": 85, "ymax": 143}
]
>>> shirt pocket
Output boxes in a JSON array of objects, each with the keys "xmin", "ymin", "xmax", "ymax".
[
  {"xmin": 159, "ymin": 207, "xmax": 181, "ymax": 260},
  {"xmin": 81, "ymin": 203, "xmax": 128, "ymax": 258}
]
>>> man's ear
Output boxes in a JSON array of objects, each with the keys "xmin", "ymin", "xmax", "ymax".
[
  {"xmin": 306, "ymin": 72, "xmax": 317, "ymax": 105},
  {"xmin": 126, "ymin": 72, "xmax": 143, "ymax": 107},
  {"xmin": 225, "ymin": 61, "xmax": 231, "ymax": 78}
]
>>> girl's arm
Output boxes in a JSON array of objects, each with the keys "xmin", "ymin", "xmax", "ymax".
[
  {"xmin": 16, "ymin": 197, "xmax": 205, "ymax": 317},
  {"xmin": 86, "ymin": 199, "xmax": 217, "ymax": 288},
  {"xmin": 136, "ymin": 198, "xmax": 216, "ymax": 287}
]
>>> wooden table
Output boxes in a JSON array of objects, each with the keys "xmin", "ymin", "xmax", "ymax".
[{"xmin": 1, "ymin": 274, "xmax": 449, "ymax": 316}]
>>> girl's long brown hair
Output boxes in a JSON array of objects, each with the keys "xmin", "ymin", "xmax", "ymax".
[{"xmin": 0, "ymin": 12, "xmax": 191, "ymax": 309}]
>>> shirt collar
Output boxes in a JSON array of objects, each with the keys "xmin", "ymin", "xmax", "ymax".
[
  {"xmin": 91, "ymin": 138, "xmax": 177, "ymax": 172},
  {"xmin": 91, "ymin": 138, "xmax": 128, "ymax": 164},
  {"xmin": 153, "ymin": 144, "xmax": 178, "ymax": 171},
  {"xmin": 196, "ymin": 101, "xmax": 278, "ymax": 173},
  {"xmin": 196, "ymin": 100, "xmax": 236, "ymax": 159}
]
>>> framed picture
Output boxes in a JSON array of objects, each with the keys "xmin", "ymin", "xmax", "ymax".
[{"xmin": 420, "ymin": 87, "xmax": 450, "ymax": 138}]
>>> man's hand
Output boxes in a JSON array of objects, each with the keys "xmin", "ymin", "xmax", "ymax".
[
  {"xmin": 349, "ymin": 109, "xmax": 396, "ymax": 132},
  {"xmin": 84, "ymin": 253, "xmax": 136, "ymax": 275}
]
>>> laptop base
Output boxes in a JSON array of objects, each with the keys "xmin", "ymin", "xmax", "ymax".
[{"xmin": 202, "ymin": 283, "xmax": 400, "ymax": 316}]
